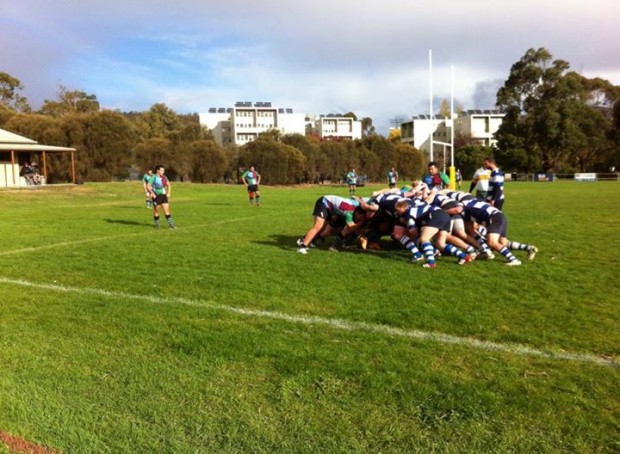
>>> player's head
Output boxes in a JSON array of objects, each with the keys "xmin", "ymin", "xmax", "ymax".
[
  {"xmin": 394, "ymin": 199, "xmax": 410, "ymax": 215},
  {"xmin": 154, "ymin": 165, "xmax": 165, "ymax": 175},
  {"xmin": 483, "ymin": 157, "xmax": 496, "ymax": 169},
  {"xmin": 428, "ymin": 161, "xmax": 439, "ymax": 175}
]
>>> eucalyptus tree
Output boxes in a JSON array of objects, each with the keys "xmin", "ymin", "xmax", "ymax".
[
  {"xmin": 0, "ymin": 71, "xmax": 31, "ymax": 112},
  {"xmin": 495, "ymin": 47, "xmax": 620, "ymax": 173}
]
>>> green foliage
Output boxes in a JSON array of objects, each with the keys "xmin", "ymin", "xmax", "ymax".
[
  {"xmin": 40, "ymin": 84, "xmax": 100, "ymax": 116},
  {"xmin": 0, "ymin": 71, "xmax": 31, "ymax": 112},
  {"xmin": 455, "ymin": 144, "xmax": 495, "ymax": 178},
  {"xmin": 394, "ymin": 143, "xmax": 426, "ymax": 181},
  {"xmin": 239, "ymin": 136, "xmax": 307, "ymax": 184},
  {"xmin": 496, "ymin": 47, "xmax": 620, "ymax": 173},
  {"xmin": 189, "ymin": 140, "xmax": 228, "ymax": 183}
]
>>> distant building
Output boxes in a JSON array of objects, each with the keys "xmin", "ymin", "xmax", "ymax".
[
  {"xmin": 454, "ymin": 110, "xmax": 505, "ymax": 147},
  {"xmin": 400, "ymin": 109, "xmax": 505, "ymax": 154},
  {"xmin": 199, "ymin": 102, "xmax": 305, "ymax": 146},
  {"xmin": 400, "ymin": 114, "xmax": 452, "ymax": 153},
  {"xmin": 307, "ymin": 114, "xmax": 362, "ymax": 141}
]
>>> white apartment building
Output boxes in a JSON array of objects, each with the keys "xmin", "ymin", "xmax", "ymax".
[
  {"xmin": 400, "ymin": 115, "xmax": 452, "ymax": 153},
  {"xmin": 454, "ymin": 110, "xmax": 505, "ymax": 147},
  {"xmin": 400, "ymin": 110, "xmax": 505, "ymax": 154},
  {"xmin": 308, "ymin": 114, "xmax": 362, "ymax": 141},
  {"xmin": 199, "ymin": 102, "xmax": 305, "ymax": 147}
]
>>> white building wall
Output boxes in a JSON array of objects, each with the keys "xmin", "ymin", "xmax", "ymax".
[
  {"xmin": 312, "ymin": 116, "xmax": 362, "ymax": 140},
  {"xmin": 199, "ymin": 105, "xmax": 305, "ymax": 146}
]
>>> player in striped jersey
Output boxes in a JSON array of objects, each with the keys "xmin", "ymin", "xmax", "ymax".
[
  {"xmin": 356, "ymin": 193, "xmax": 423, "ymax": 259},
  {"xmin": 461, "ymin": 199, "xmax": 537, "ymax": 265},
  {"xmin": 441, "ymin": 188, "xmax": 495, "ymax": 258},
  {"xmin": 394, "ymin": 199, "xmax": 474, "ymax": 268},
  {"xmin": 296, "ymin": 195, "xmax": 368, "ymax": 254},
  {"xmin": 483, "ymin": 157, "xmax": 505, "ymax": 210}
]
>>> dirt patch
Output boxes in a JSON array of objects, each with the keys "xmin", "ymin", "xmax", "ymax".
[{"xmin": 0, "ymin": 431, "xmax": 60, "ymax": 454}]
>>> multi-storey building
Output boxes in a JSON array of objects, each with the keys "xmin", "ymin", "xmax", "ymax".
[
  {"xmin": 199, "ymin": 102, "xmax": 305, "ymax": 147},
  {"xmin": 400, "ymin": 110, "xmax": 505, "ymax": 154},
  {"xmin": 308, "ymin": 114, "xmax": 362, "ymax": 141},
  {"xmin": 454, "ymin": 110, "xmax": 505, "ymax": 147}
]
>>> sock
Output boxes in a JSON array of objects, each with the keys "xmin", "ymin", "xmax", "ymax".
[
  {"xmin": 508, "ymin": 241, "xmax": 529, "ymax": 251},
  {"xmin": 466, "ymin": 245, "xmax": 476, "ymax": 254},
  {"xmin": 165, "ymin": 214, "xmax": 175, "ymax": 227},
  {"xmin": 399, "ymin": 236, "xmax": 422, "ymax": 258},
  {"xmin": 499, "ymin": 246, "xmax": 518, "ymax": 262},
  {"xmin": 153, "ymin": 216, "xmax": 160, "ymax": 227},
  {"xmin": 444, "ymin": 244, "xmax": 465, "ymax": 259},
  {"xmin": 421, "ymin": 242, "xmax": 435, "ymax": 265},
  {"xmin": 256, "ymin": 196, "xmax": 261, "ymax": 204},
  {"xmin": 474, "ymin": 232, "xmax": 491, "ymax": 253}
]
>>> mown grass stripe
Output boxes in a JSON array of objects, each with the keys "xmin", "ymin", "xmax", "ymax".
[{"xmin": 1, "ymin": 276, "xmax": 616, "ymax": 368}]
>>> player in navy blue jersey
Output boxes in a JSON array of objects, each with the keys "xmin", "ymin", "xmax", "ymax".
[
  {"xmin": 461, "ymin": 199, "xmax": 537, "ymax": 265},
  {"xmin": 394, "ymin": 198, "xmax": 474, "ymax": 268},
  {"xmin": 483, "ymin": 157, "xmax": 505, "ymax": 210},
  {"xmin": 356, "ymin": 194, "xmax": 423, "ymax": 259}
]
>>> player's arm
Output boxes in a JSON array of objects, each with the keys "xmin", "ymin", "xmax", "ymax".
[
  {"xmin": 354, "ymin": 196, "xmax": 379, "ymax": 212},
  {"xmin": 424, "ymin": 188, "xmax": 438, "ymax": 204},
  {"xmin": 469, "ymin": 176, "xmax": 477, "ymax": 193},
  {"xmin": 146, "ymin": 182, "xmax": 155, "ymax": 199},
  {"xmin": 166, "ymin": 180, "xmax": 171, "ymax": 198}
]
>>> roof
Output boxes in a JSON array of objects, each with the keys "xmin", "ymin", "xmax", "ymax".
[{"xmin": 0, "ymin": 128, "xmax": 76, "ymax": 152}]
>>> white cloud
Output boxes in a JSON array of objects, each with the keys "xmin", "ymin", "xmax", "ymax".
[{"xmin": 2, "ymin": 0, "xmax": 620, "ymax": 134}]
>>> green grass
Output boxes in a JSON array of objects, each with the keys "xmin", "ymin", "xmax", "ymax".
[{"xmin": 0, "ymin": 181, "xmax": 619, "ymax": 453}]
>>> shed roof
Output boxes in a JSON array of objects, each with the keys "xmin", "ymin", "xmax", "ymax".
[{"xmin": 0, "ymin": 128, "xmax": 76, "ymax": 152}]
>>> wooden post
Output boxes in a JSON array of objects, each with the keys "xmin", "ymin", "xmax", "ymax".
[
  {"xmin": 71, "ymin": 151, "xmax": 75, "ymax": 183},
  {"xmin": 10, "ymin": 150, "xmax": 16, "ymax": 186},
  {"xmin": 42, "ymin": 152, "xmax": 47, "ymax": 181}
]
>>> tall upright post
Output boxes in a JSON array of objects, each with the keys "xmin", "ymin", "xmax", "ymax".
[
  {"xmin": 429, "ymin": 49, "xmax": 434, "ymax": 161},
  {"xmin": 449, "ymin": 64, "xmax": 456, "ymax": 188}
]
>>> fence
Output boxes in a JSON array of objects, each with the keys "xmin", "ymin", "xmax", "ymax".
[{"xmin": 504, "ymin": 173, "xmax": 620, "ymax": 182}]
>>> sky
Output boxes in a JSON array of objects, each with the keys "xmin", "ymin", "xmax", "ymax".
[{"xmin": 2, "ymin": 0, "xmax": 619, "ymax": 135}]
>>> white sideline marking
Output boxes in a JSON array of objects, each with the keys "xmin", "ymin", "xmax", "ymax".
[{"xmin": 0, "ymin": 276, "xmax": 617, "ymax": 368}]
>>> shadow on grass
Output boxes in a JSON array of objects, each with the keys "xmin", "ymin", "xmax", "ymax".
[
  {"xmin": 255, "ymin": 234, "xmax": 408, "ymax": 262},
  {"xmin": 104, "ymin": 218, "xmax": 149, "ymax": 226}
]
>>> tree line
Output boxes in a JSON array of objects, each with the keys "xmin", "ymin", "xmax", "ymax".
[
  {"xmin": 0, "ymin": 79, "xmax": 427, "ymax": 184},
  {"xmin": 1, "ymin": 47, "xmax": 619, "ymax": 184}
]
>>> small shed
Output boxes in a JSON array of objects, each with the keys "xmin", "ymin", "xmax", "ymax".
[{"xmin": 0, "ymin": 128, "xmax": 76, "ymax": 187}]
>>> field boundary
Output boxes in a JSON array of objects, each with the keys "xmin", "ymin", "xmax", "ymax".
[{"xmin": 1, "ymin": 276, "xmax": 616, "ymax": 368}]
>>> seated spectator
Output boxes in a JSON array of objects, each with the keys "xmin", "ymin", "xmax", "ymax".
[
  {"xmin": 20, "ymin": 162, "xmax": 34, "ymax": 185},
  {"xmin": 31, "ymin": 162, "xmax": 42, "ymax": 185}
]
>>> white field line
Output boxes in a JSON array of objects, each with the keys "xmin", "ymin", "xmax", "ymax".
[{"xmin": 0, "ymin": 276, "xmax": 616, "ymax": 368}]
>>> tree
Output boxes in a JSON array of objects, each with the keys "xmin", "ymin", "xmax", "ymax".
[
  {"xmin": 40, "ymin": 84, "xmax": 99, "ymax": 116},
  {"xmin": 495, "ymin": 47, "xmax": 620, "ymax": 172},
  {"xmin": 394, "ymin": 143, "xmax": 426, "ymax": 181},
  {"xmin": 439, "ymin": 99, "xmax": 451, "ymax": 118},
  {"xmin": 189, "ymin": 140, "xmax": 228, "ymax": 183},
  {"xmin": 141, "ymin": 103, "xmax": 181, "ymax": 139},
  {"xmin": 238, "ymin": 135, "xmax": 306, "ymax": 184},
  {"xmin": 361, "ymin": 117, "xmax": 375, "ymax": 136},
  {"xmin": 134, "ymin": 138, "xmax": 176, "ymax": 178},
  {"xmin": 455, "ymin": 144, "xmax": 494, "ymax": 180},
  {"xmin": 0, "ymin": 72, "xmax": 31, "ymax": 112}
]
